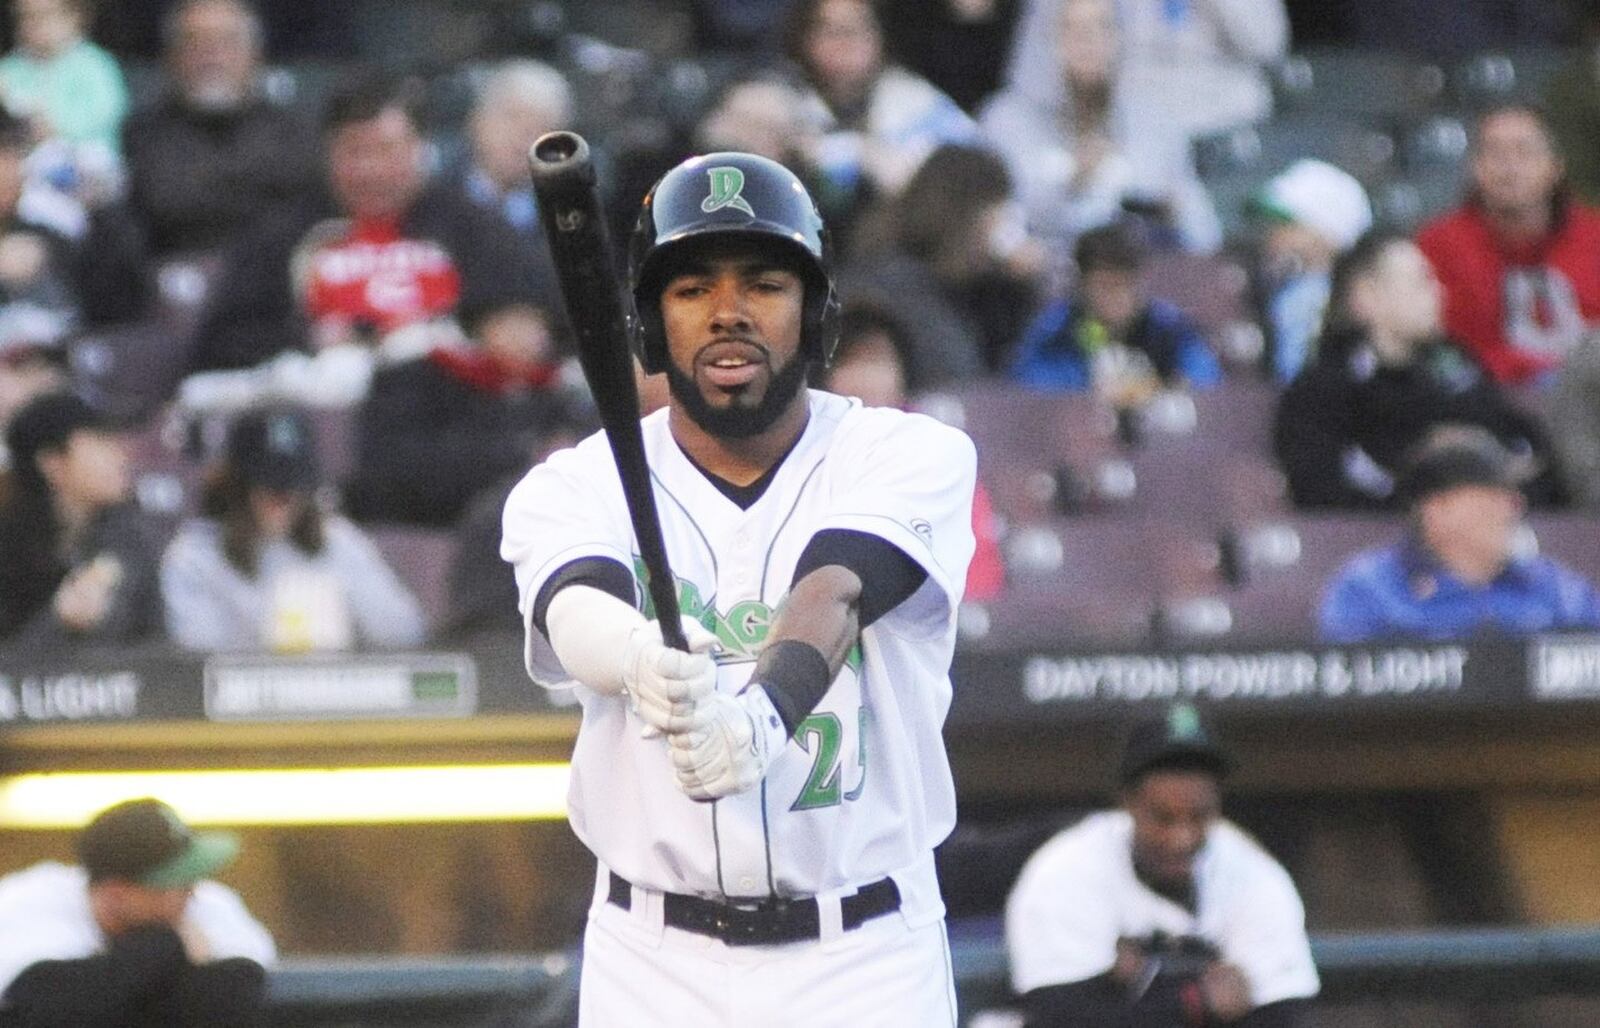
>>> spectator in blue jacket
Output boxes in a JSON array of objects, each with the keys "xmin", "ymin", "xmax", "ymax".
[
  {"xmin": 1319, "ymin": 426, "xmax": 1600, "ymax": 643},
  {"xmin": 1011, "ymin": 221, "xmax": 1220, "ymax": 397}
]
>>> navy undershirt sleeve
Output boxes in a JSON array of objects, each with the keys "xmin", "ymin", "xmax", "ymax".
[
  {"xmin": 531, "ymin": 556, "xmax": 636, "ymax": 639},
  {"xmin": 792, "ymin": 528, "xmax": 928, "ymax": 627}
]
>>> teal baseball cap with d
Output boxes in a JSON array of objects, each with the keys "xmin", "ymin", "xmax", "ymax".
[{"xmin": 78, "ymin": 798, "xmax": 239, "ymax": 888}]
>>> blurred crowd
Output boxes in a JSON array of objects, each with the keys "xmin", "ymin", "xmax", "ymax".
[{"xmin": 1, "ymin": 0, "xmax": 1600, "ymax": 657}]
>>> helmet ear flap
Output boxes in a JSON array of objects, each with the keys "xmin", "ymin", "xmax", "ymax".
[
  {"xmin": 627, "ymin": 301, "xmax": 668, "ymax": 375},
  {"xmin": 809, "ymin": 277, "xmax": 842, "ymax": 367}
]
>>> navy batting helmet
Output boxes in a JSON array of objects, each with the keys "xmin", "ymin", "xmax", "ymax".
[{"xmin": 628, "ymin": 152, "xmax": 840, "ymax": 374}]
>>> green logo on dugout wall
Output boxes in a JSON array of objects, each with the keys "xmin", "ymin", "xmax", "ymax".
[{"xmin": 634, "ymin": 558, "xmax": 861, "ymax": 671}]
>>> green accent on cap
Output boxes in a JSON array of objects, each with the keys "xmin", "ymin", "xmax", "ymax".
[
  {"xmin": 1246, "ymin": 192, "xmax": 1295, "ymax": 223},
  {"xmin": 139, "ymin": 830, "xmax": 240, "ymax": 889}
]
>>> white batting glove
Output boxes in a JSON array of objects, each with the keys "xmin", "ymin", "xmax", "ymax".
[
  {"xmin": 668, "ymin": 686, "xmax": 790, "ymax": 801},
  {"xmin": 621, "ymin": 616, "xmax": 719, "ymax": 735}
]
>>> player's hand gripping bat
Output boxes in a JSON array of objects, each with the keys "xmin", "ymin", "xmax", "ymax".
[{"xmin": 527, "ymin": 131, "xmax": 687, "ymax": 651}]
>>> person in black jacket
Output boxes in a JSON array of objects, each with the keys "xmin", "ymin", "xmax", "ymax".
[
  {"xmin": 343, "ymin": 302, "xmax": 590, "ymax": 527},
  {"xmin": 187, "ymin": 69, "xmax": 555, "ymax": 377},
  {"xmin": 0, "ymin": 798, "xmax": 275, "ymax": 1028},
  {"xmin": 0, "ymin": 392, "xmax": 161, "ymax": 648},
  {"xmin": 122, "ymin": 0, "xmax": 321, "ymax": 259},
  {"xmin": 1274, "ymin": 230, "xmax": 1566, "ymax": 509}
]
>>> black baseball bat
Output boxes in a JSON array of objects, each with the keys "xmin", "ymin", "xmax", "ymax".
[{"xmin": 527, "ymin": 131, "xmax": 687, "ymax": 651}]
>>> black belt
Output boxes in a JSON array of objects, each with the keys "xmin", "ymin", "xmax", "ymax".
[{"xmin": 607, "ymin": 871, "xmax": 901, "ymax": 947}]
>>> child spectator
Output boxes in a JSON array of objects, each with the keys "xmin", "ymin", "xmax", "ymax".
[
  {"xmin": 160, "ymin": 406, "xmax": 426, "ymax": 652},
  {"xmin": 0, "ymin": 0, "xmax": 128, "ymax": 196},
  {"xmin": 1010, "ymin": 222, "xmax": 1220, "ymax": 398}
]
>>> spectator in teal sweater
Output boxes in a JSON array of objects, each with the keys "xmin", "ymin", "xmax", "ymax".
[{"xmin": 0, "ymin": 0, "xmax": 128, "ymax": 161}]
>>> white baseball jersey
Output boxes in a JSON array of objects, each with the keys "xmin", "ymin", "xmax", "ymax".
[
  {"xmin": 1006, "ymin": 811, "xmax": 1319, "ymax": 1008},
  {"xmin": 502, "ymin": 390, "xmax": 976, "ymax": 925}
]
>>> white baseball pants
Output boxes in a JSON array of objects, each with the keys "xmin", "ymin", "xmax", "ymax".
[{"xmin": 578, "ymin": 877, "xmax": 958, "ymax": 1026}]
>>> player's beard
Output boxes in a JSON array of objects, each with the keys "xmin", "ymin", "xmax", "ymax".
[{"xmin": 665, "ymin": 348, "xmax": 810, "ymax": 439}]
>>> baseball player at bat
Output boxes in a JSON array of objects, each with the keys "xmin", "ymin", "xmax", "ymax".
[{"xmin": 501, "ymin": 151, "xmax": 976, "ymax": 1024}]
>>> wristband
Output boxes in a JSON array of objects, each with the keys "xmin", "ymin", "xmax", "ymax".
[{"xmin": 751, "ymin": 639, "xmax": 832, "ymax": 736}]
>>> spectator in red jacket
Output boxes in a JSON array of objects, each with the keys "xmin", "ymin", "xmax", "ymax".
[{"xmin": 1416, "ymin": 104, "xmax": 1600, "ymax": 385}]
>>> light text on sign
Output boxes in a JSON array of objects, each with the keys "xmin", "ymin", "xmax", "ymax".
[
  {"xmin": 0, "ymin": 673, "xmax": 141, "ymax": 722},
  {"xmin": 1021, "ymin": 648, "xmax": 1469, "ymax": 704},
  {"xmin": 1532, "ymin": 637, "xmax": 1600, "ymax": 699}
]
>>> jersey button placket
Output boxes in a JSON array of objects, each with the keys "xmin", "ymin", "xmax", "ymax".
[{"xmin": 731, "ymin": 527, "xmax": 754, "ymax": 591}]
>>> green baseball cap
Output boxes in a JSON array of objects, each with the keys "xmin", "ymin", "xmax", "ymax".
[{"xmin": 78, "ymin": 798, "xmax": 239, "ymax": 889}]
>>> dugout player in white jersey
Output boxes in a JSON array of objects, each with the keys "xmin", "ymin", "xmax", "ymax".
[
  {"xmin": 1006, "ymin": 704, "xmax": 1319, "ymax": 1027},
  {"xmin": 501, "ymin": 151, "xmax": 976, "ymax": 1025}
]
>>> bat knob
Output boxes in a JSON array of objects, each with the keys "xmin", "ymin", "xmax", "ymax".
[{"xmin": 531, "ymin": 130, "xmax": 588, "ymax": 170}]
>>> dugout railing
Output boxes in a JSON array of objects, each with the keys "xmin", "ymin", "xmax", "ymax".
[{"xmin": 263, "ymin": 923, "xmax": 1600, "ymax": 1027}]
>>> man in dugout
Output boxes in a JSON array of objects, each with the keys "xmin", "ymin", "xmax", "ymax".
[{"xmin": 1006, "ymin": 704, "xmax": 1318, "ymax": 1026}]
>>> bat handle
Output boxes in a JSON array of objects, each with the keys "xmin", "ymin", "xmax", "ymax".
[{"xmin": 646, "ymin": 568, "xmax": 690, "ymax": 651}]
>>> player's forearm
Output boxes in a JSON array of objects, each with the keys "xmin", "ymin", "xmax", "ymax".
[
  {"xmin": 767, "ymin": 565, "xmax": 862, "ymax": 675},
  {"xmin": 749, "ymin": 565, "xmax": 860, "ymax": 737}
]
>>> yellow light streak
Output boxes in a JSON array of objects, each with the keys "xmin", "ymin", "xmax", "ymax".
[{"xmin": 0, "ymin": 764, "xmax": 571, "ymax": 828}]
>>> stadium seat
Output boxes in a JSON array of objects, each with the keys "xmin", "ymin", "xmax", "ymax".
[
  {"xmin": 307, "ymin": 407, "xmax": 360, "ymax": 487},
  {"xmin": 1449, "ymin": 49, "xmax": 1571, "ymax": 112},
  {"xmin": 367, "ymin": 524, "xmax": 458, "ymax": 634},
  {"xmin": 1276, "ymin": 47, "xmax": 1447, "ymax": 121},
  {"xmin": 1145, "ymin": 252, "xmax": 1253, "ymax": 341},
  {"xmin": 72, "ymin": 321, "xmax": 196, "ymax": 425},
  {"xmin": 1526, "ymin": 513, "xmax": 1600, "ymax": 586},
  {"xmin": 1211, "ymin": 513, "xmax": 1402, "ymax": 641},
  {"xmin": 124, "ymin": 414, "xmax": 204, "ymax": 545}
]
